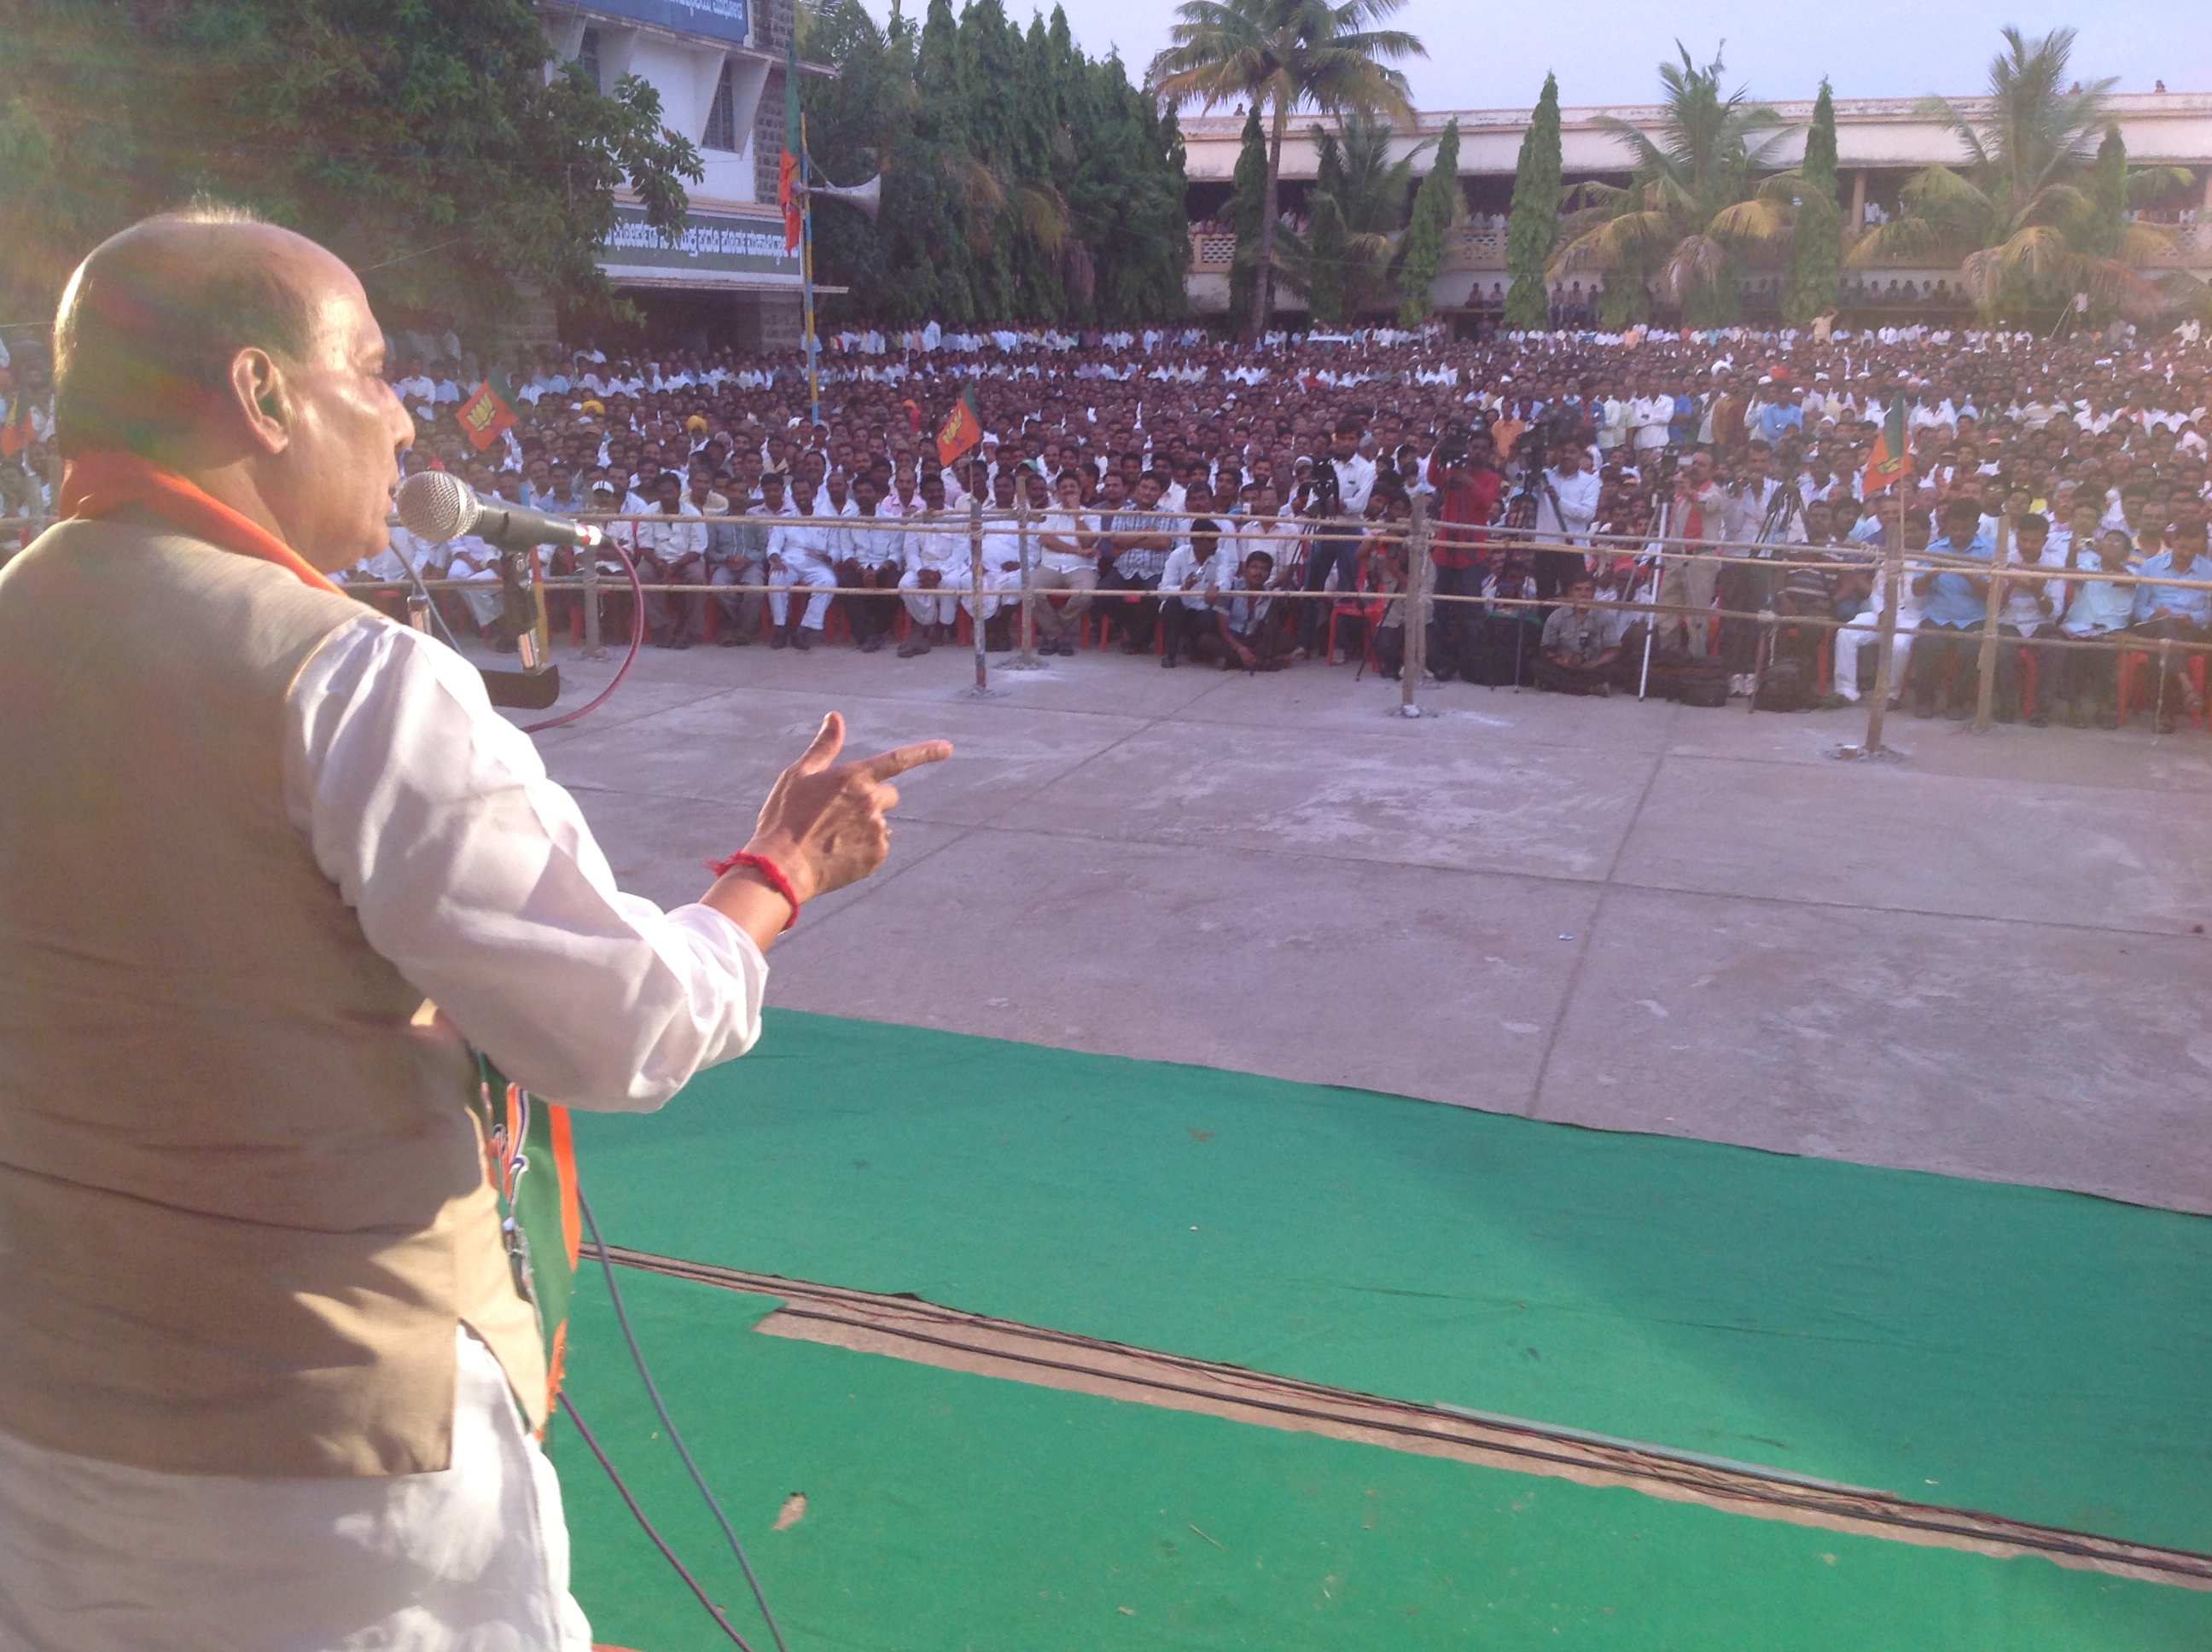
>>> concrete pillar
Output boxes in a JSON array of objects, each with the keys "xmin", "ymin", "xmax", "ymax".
[{"xmin": 1849, "ymin": 171, "xmax": 1867, "ymax": 237}]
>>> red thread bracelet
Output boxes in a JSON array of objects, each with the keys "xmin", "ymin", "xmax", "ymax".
[{"xmin": 706, "ymin": 850, "xmax": 802, "ymax": 932}]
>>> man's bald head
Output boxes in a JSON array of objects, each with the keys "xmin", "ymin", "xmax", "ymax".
[
  {"xmin": 54, "ymin": 206, "xmax": 337, "ymax": 459},
  {"xmin": 52, "ymin": 206, "xmax": 414, "ymax": 568}
]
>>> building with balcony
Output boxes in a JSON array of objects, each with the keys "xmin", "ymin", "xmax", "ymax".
[
  {"xmin": 1180, "ymin": 91, "xmax": 2212, "ymax": 321},
  {"xmin": 538, "ymin": 0, "xmax": 817, "ymax": 347}
]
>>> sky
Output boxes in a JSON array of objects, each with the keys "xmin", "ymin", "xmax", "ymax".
[{"xmin": 855, "ymin": 0, "xmax": 2208, "ymax": 112}]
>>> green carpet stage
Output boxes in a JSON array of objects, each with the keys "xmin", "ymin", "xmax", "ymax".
[{"xmin": 550, "ymin": 1011, "xmax": 2212, "ymax": 1649}]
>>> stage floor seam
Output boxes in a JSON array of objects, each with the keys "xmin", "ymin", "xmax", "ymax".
[{"xmin": 604, "ymin": 1245, "xmax": 2212, "ymax": 1595}]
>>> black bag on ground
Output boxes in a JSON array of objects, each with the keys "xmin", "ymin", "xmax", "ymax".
[
  {"xmin": 1459, "ymin": 614, "xmax": 1538, "ymax": 685},
  {"xmin": 1630, "ymin": 642, "xmax": 1729, "ymax": 707},
  {"xmin": 1752, "ymin": 655, "xmax": 1812, "ymax": 713}
]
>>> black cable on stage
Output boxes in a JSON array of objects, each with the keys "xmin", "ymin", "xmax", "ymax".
[
  {"xmin": 557, "ymin": 1388, "xmax": 758, "ymax": 1652},
  {"xmin": 522, "ymin": 540, "xmax": 646, "ymax": 735},
  {"xmin": 578, "ymin": 1186, "xmax": 792, "ymax": 1652}
]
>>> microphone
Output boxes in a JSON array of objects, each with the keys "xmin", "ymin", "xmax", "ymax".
[{"xmin": 395, "ymin": 469, "xmax": 606, "ymax": 550}]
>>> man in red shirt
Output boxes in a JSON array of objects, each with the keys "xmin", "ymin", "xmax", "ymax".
[{"xmin": 1429, "ymin": 431, "xmax": 1505, "ymax": 681}]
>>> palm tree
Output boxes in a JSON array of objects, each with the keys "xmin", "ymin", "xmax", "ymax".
[
  {"xmin": 1549, "ymin": 45, "xmax": 1796, "ymax": 327},
  {"xmin": 1850, "ymin": 26, "xmax": 2191, "ymax": 321},
  {"xmin": 1149, "ymin": 0, "xmax": 1423, "ymax": 339},
  {"xmin": 1281, "ymin": 111, "xmax": 1432, "ymax": 323}
]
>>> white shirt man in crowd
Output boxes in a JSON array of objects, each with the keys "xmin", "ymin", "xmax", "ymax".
[
  {"xmin": 897, "ymin": 473, "xmax": 967, "ymax": 655},
  {"xmin": 1031, "ymin": 470, "xmax": 1097, "ymax": 657},
  {"xmin": 1157, "ymin": 516, "xmax": 1224, "ymax": 667},
  {"xmin": 634, "ymin": 469, "xmax": 707, "ymax": 649},
  {"xmin": 1531, "ymin": 436, "xmax": 1601, "ymax": 599},
  {"xmin": 766, "ymin": 478, "xmax": 836, "ymax": 649}
]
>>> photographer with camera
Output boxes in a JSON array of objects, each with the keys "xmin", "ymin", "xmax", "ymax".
[
  {"xmin": 1716, "ymin": 439, "xmax": 1807, "ymax": 695},
  {"xmin": 1518, "ymin": 420, "xmax": 1600, "ymax": 602}
]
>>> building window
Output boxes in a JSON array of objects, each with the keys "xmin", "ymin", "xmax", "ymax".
[
  {"xmin": 703, "ymin": 60, "xmax": 737, "ymax": 151},
  {"xmin": 579, "ymin": 26, "xmax": 602, "ymax": 92}
]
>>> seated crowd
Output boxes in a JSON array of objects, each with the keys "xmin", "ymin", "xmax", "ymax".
[{"xmin": 6, "ymin": 315, "xmax": 2206, "ymax": 729}]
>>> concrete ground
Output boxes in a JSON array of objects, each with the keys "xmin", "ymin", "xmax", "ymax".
[{"xmin": 493, "ymin": 631, "xmax": 2212, "ymax": 1216}]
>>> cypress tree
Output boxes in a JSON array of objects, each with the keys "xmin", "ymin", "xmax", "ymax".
[
  {"xmin": 799, "ymin": 0, "xmax": 1187, "ymax": 325},
  {"xmin": 914, "ymin": 0, "xmax": 976, "ymax": 319},
  {"xmin": 1228, "ymin": 106, "xmax": 1267, "ymax": 334},
  {"xmin": 1783, "ymin": 79, "xmax": 1842, "ymax": 326},
  {"xmin": 1503, "ymin": 73, "xmax": 1562, "ymax": 330},
  {"xmin": 2084, "ymin": 125, "xmax": 2128, "ymax": 257},
  {"xmin": 955, "ymin": 0, "xmax": 1021, "ymax": 317},
  {"xmin": 1394, "ymin": 117, "xmax": 1460, "ymax": 326}
]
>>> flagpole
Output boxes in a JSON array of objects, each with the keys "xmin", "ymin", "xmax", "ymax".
[{"xmin": 800, "ymin": 112, "xmax": 821, "ymax": 428}]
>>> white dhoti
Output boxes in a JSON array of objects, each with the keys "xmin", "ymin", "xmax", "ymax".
[
  {"xmin": 959, "ymin": 567, "xmax": 1019, "ymax": 622},
  {"xmin": 768, "ymin": 559, "xmax": 835, "ymax": 630},
  {"xmin": 452, "ymin": 575, "xmax": 502, "ymax": 631},
  {"xmin": 1833, "ymin": 611, "xmax": 1917, "ymax": 701},
  {"xmin": 899, "ymin": 567, "xmax": 960, "ymax": 625},
  {"xmin": 0, "ymin": 1329, "xmax": 592, "ymax": 1652}
]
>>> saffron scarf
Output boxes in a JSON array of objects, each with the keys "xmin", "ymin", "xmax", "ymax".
[
  {"xmin": 60, "ymin": 448, "xmax": 347, "ymax": 595},
  {"xmin": 62, "ymin": 446, "xmax": 584, "ymax": 1425}
]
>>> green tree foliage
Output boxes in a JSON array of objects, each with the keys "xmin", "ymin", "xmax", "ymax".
[
  {"xmin": 1149, "ymin": 0, "xmax": 1423, "ymax": 339},
  {"xmin": 1502, "ymin": 73, "xmax": 1561, "ymax": 329},
  {"xmin": 1551, "ymin": 47, "xmax": 1794, "ymax": 328},
  {"xmin": 1783, "ymin": 79, "xmax": 1842, "ymax": 326},
  {"xmin": 802, "ymin": 0, "xmax": 1185, "ymax": 324},
  {"xmin": 1228, "ymin": 105, "xmax": 1269, "ymax": 326},
  {"xmin": 0, "ymin": 0, "xmax": 701, "ymax": 330},
  {"xmin": 2082, "ymin": 126, "xmax": 2128, "ymax": 261},
  {"xmin": 1394, "ymin": 116, "xmax": 1459, "ymax": 326},
  {"xmin": 1281, "ymin": 112, "xmax": 1428, "ymax": 323},
  {"xmin": 1850, "ymin": 27, "xmax": 2193, "ymax": 322}
]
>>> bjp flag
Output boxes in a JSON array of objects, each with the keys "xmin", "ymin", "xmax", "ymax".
[
  {"xmin": 1862, "ymin": 398, "xmax": 1910, "ymax": 496},
  {"xmin": 934, "ymin": 381, "xmax": 982, "ymax": 468},
  {"xmin": 778, "ymin": 38, "xmax": 804, "ymax": 255},
  {"xmin": 457, "ymin": 373, "xmax": 519, "ymax": 453}
]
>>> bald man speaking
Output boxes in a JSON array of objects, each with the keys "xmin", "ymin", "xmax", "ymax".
[{"xmin": 0, "ymin": 207, "xmax": 949, "ymax": 1650}]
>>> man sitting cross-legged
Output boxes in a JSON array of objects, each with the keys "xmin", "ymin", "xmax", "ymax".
[
  {"xmin": 1198, "ymin": 548, "xmax": 1294, "ymax": 672},
  {"xmin": 1533, "ymin": 573, "xmax": 1620, "ymax": 696}
]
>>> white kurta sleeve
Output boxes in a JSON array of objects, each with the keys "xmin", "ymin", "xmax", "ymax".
[{"xmin": 282, "ymin": 614, "xmax": 766, "ymax": 1112}]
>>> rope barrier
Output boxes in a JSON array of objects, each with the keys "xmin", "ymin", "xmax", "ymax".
[{"xmin": 349, "ymin": 575, "xmax": 2212, "ymax": 649}]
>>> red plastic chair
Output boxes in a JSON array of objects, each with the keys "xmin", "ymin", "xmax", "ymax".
[
  {"xmin": 1325, "ymin": 595, "xmax": 1385, "ymax": 666},
  {"xmin": 2116, "ymin": 650, "xmax": 2207, "ymax": 728}
]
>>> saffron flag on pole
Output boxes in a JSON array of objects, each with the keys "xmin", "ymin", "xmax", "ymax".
[
  {"xmin": 935, "ymin": 381, "xmax": 983, "ymax": 468},
  {"xmin": 1862, "ymin": 397, "xmax": 1911, "ymax": 495},
  {"xmin": 0, "ymin": 387, "xmax": 34, "ymax": 461},
  {"xmin": 778, "ymin": 37, "xmax": 803, "ymax": 255},
  {"xmin": 457, "ymin": 371, "xmax": 519, "ymax": 453}
]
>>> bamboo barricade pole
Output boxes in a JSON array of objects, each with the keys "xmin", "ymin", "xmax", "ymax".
[
  {"xmin": 1009, "ymin": 488, "xmax": 1044, "ymax": 671},
  {"xmin": 968, "ymin": 494, "xmax": 988, "ymax": 695},
  {"xmin": 523, "ymin": 549, "xmax": 552, "ymax": 672},
  {"xmin": 1402, "ymin": 492, "xmax": 1430, "ymax": 716},
  {"xmin": 1638, "ymin": 499, "xmax": 1669, "ymax": 701},
  {"xmin": 1970, "ymin": 509, "xmax": 2011, "ymax": 732},
  {"xmin": 1860, "ymin": 489, "xmax": 1907, "ymax": 756},
  {"xmin": 579, "ymin": 538, "xmax": 606, "ymax": 659}
]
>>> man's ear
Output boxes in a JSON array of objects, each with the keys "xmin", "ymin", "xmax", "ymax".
[{"xmin": 230, "ymin": 349, "xmax": 289, "ymax": 454}]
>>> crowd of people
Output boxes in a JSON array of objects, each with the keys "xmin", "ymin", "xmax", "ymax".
[{"xmin": 5, "ymin": 313, "xmax": 2209, "ymax": 730}]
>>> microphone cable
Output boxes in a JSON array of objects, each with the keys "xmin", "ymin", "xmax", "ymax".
[
  {"xmin": 521, "ymin": 538, "xmax": 645, "ymax": 735},
  {"xmin": 558, "ymin": 1389, "xmax": 760, "ymax": 1652},
  {"xmin": 571, "ymin": 1185, "xmax": 792, "ymax": 1652}
]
